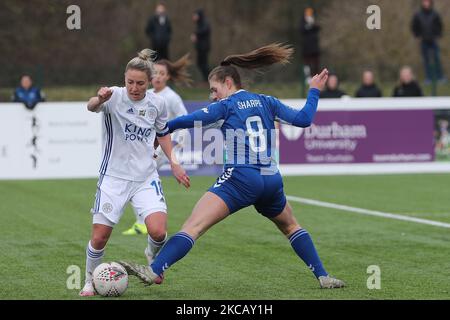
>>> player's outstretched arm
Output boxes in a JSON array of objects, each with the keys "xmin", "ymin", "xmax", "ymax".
[
  {"xmin": 168, "ymin": 103, "xmax": 226, "ymax": 133},
  {"xmin": 270, "ymin": 68, "xmax": 328, "ymax": 128},
  {"xmin": 87, "ymin": 87, "xmax": 112, "ymax": 112}
]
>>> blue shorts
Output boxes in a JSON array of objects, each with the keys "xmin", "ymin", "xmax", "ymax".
[{"xmin": 208, "ymin": 166, "xmax": 287, "ymax": 218}]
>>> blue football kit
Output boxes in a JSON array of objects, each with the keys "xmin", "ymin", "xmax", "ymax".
[
  {"xmin": 150, "ymin": 88, "xmax": 334, "ymax": 281},
  {"xmin": 168, "ymin": 88, "xmax": 320, "ymax": 217}
]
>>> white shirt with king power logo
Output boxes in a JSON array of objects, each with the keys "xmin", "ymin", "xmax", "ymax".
[{"xmin": 96, "ymin": 86, "xmax": 169, "ymax": 181}]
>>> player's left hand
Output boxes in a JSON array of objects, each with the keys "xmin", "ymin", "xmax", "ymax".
[
  {"xmin": 171, "ymin": 163, "xmax": 190, "ymax": 188},
  {"xmin": 310, "ymin": 68, "xmax": 329, "ymax": 91}
]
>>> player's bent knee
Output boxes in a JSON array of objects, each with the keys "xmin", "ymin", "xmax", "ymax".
[
  {"xmin": 146, "ymin": 223, "xmax": 166, "ymax": 241},
  {"xmin": 91, "ymin": 235, "xmax": 108, "ymax": 250},
  {"xmin": 148, "ymin": 228, "xmax": 166, "ymax": 242},
  {"xmin": 144, "ymin": 211, "xmax": 167, "ymax": 240}
]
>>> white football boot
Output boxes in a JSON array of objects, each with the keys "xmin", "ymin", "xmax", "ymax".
[
  {"xmin": 119, "ymin": 261, "xmax": 163, "ymax": 286},
  {"xmin": 318, "ymin": 275, "xmax": 346, "ymax": 289},
  {"xmin": 79, "ymin": 281, "xmax": 96, "ymax": 297}
]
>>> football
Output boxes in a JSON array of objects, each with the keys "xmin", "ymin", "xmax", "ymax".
[{"xmin": 92, "ymin": 262, "xmax": 128, "ymax": 297}]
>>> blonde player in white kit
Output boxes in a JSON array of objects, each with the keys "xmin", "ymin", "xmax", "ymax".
[
  {"xmin": 79, "ymin": 49, "xmax": 190, "ymax": 296},
  {"xmin": 122, "ymin": 54, "xmax": 192, "ymax": 236}
]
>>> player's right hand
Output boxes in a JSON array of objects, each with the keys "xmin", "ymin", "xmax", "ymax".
[
  {"xmin": 97, "ymin": 87, "xmax": 112, "ymax": 103},
  {"xmin": 171, "ymin": 163, "xmax": 191, "ymax": 189},
  {"xmin": 309, "ymin": 68, "xmax": 329, "ymax": 91}
]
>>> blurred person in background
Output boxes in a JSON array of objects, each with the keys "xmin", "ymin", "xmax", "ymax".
[
  {"xmin": 79, "ymin": 49, "xmax": 190, "ymax": 296},
  {"xmin": 393, "ymin": 66, "xmax": 423, "ymax": 97},
  {"xmin": 191, "ymin": 9, "xmax": 211, "ymax": 82},
  {"xmin": 145, "ymin": 3, "xmax": 172, "ymax": 60},
  {"xmin": 122, "ymin": 54, "xmax": 192, "ymax": 236},
  {"xmin": 411, "ymin": 0, "xmax": 446, "ymax": 84},
  {"xmin": 320, "ymin": 73, "xmax": 346, "ymax": 98},
  {"xmin": 355, "ymin": 70, "xmax": 382, "ymax": 97},
  {"xmin": 300, "ymin": 7, "xmax": 321, "ymax": 77},
  {"xmin": 12, "ymin": 75, "xmax": 45, "ymax": 110},
  {"xmin": 436, "ymin": 119, "xmax": 449, "ymax": 156}
]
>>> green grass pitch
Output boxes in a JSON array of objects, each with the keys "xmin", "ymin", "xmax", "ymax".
[{"xmin": 1, "ymin": 174, "xmax": 449, "ymax": 300}]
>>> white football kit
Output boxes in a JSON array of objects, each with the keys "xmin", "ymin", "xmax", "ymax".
[{"xmin": 91, "ymin": 87, "xmax": 169, "ymax": 226}]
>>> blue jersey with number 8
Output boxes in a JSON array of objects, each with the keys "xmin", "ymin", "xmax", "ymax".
[{"xmin": 168, "ymin": 88, "xmax": 320, "ymax": 169}]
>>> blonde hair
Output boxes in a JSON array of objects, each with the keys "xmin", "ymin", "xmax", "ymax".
[{"xmin": 125, "ymin": 49, "xmax": 156, "ymax": 80}]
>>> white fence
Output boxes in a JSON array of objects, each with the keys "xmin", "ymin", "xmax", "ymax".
[
  {"xmin": 1, "ymin": 97, "xmax": 450, "ymax": 179},
  {"xmin": 0, "ymin": 102, "xmax": 102, "ymax": 179}
]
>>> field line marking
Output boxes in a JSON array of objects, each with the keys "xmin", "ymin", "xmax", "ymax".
[{"xmin": 286, "ymin": 195, "xmax": 450, "ymax": 229}]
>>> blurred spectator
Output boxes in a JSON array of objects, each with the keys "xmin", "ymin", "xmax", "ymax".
[
  {"xmin": 411, "ymin": 0, "xmax": 446, "ymax": 84},
  {"xmin": 191, "ymin": 9, "xmax": 211, "ymax": 82},
  {"xmin": 355, "ymin": 70, "xmax": 382, "ymax": 97},
  {"xmin": 12, "ymin": 75, "xmax": 45, "ymax": 110},
  {"xmin": 392, "ymin": 66, "xmax": 423, "ymax": 97},
  {"xmin": 435, "ymin": 119, "xmax": 449, "ymax": 156},
  {"xmin": 300, "ymin": 7, "xmax": 321, "ymax": 77},
  {"xmin": 320, "ymin": 74, "xmax": 346, "ymax": 98},
  {"xmin": 145, "ymin": 3, "xmax": 172, "ymax": 60}
]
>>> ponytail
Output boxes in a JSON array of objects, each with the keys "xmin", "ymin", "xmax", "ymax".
[
  {"xmin": 220, "ymin": 43, "xmax": 293, "ymax": 69},
  {"xmin": 209, "ymin": 43, "xmax": 294, "ymax": 88}
]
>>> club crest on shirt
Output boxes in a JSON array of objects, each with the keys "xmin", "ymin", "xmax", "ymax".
[
  {"xmin": 102, "ymin": 202, "xmax": 113, "ymax": 214},
  {"xmin": 147, "ymin": 107, "xmax": 158, "ymax": 121}
]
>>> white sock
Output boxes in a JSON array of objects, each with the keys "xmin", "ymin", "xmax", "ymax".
[
  {"xmin": 85, "ymin": 241, "xmax": 104, "ymax": 283},
  {"xmin": 136, "ymin": 214, "xmax": 145, "ymax": 225},
  {"xmin": 147, "ymin": 233, "xmax": 167, "ymax": 258}
]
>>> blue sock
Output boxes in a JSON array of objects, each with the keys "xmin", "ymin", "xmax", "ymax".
[
  {"xmin": 289, "ymin": 229, "xmax": 328, "ymax": 278},
  {"xmin": 150, "ymin": 232, "xmax": 195, "ymax": 276}
]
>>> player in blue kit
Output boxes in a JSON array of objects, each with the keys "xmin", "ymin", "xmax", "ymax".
[{"xmin": 120, "ymin": 44, "xmax": 345, "ymax": 289}]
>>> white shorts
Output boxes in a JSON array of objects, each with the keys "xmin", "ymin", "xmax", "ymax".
[{"xmin": 91, "ymin": 172, "xmax": 167, "ymax": 227}]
